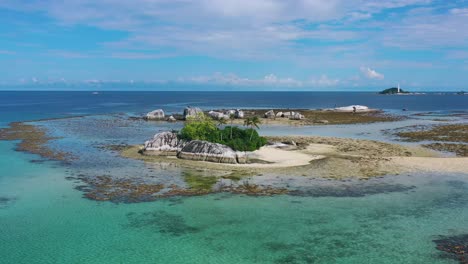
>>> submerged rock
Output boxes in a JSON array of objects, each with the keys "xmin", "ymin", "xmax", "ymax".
[
  {"xmin": 144, "ymin": 132, "xmax": 187, "ymax": 154},
  {"xmin": 177, "ymin": 140, "xmax": 246, "ymax": 164},
  {"xmin": 183, "ymin": 107, "xmax": 203, "ymax": 119},
  {"xmin": 434, "ymin": 234, "xmax": 468, "ymax": 264},
  {"xmin": 145, "ymin": 109, "xmax": 165, "ymax": 120}
]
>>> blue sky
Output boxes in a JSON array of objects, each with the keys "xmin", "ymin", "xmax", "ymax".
[{"xmin": 1, "ymin": 0, "xmax": 468, "ymax": 91}]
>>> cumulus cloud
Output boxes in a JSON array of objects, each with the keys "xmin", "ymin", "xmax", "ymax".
[{"xmin": 360, "ymin": 67, "xmax": 384, "ymax": 80}]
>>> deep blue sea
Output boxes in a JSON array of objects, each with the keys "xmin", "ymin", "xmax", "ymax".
[
  {"xmin": 1, "ymin": 91, "xmax": 467, "ymax": 264},
  {"xmin": 1, "ymin": 91, "xmax": 467, "ymax": 123}
]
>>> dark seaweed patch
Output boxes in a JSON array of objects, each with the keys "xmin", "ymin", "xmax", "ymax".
[
  {"xmin": 434, "ymin": 234, "xmax": 468, "ymax": 264},
  {"xmin": 0, "ymin": 196, "xmax": 15, "ymax": 208},
  {"xmin": 124, "ymin": 211, "xmax": 200, "ymax": 236}
]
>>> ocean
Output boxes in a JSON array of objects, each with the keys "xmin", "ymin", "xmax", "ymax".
[{"xmin": 1, "ymin": 91, "xmax": 467, "ymax": 264}]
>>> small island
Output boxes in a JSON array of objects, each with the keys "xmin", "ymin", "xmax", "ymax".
[{"xmin": 379, "ymin": 86, "xmax": 409, "ymax": 95}]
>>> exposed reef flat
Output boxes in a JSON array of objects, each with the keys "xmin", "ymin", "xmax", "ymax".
[
  {"xmin": 136, "ymin": 108, "xmax": 401, "ymax": 125},
  {"xmin": 214, "ymin": 109, "xmax": 401, "ymax": 126},
  {"xmin": 0, "ymin": 122, "xmax": 73, "ymax": 161},
  {"xmin": 392, "ymin": 123, "xmax": 468, "ymax": 157}
]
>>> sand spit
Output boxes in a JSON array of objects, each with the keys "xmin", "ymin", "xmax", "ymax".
[{"xmin": 121, "ymin": 135, "xmax": 467, "ymax": 179}]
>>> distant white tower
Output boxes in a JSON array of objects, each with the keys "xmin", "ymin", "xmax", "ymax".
[{"xmin": 397, "ymin": 83, "xmax": 400, "ymax": 93}]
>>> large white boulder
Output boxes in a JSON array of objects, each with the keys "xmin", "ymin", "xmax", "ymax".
[
  {"xmin": 145, "ymin": 109, "xmax": 165, "ymax": 120},
  {"xmin": 334, "ymin": 105, "xmax": 369, "ymax": 112},
  {"xmin": 289, "ymin": 112, "xmax": 305, "ymax": 120},
  {"xmin": 177, "ymin": 140, "xmax": 246, "ymax": 164},
  {"xmin": 144, "ymin": 132, "xmax": 187, "ymax": 154},
  {"xmin": 264, "ymin": 110, "xmax": 275, "ymax": 119},
  {"xmin": 208, "ymin": 111, "xmax": 228, "ymax": 120},
  {"xmin": 183, "ymin": 107, "xmax": 203, "ymax": 119},
  {"xmin": 235, "ymin": 109, "xmax": 244, "ymax": 119}
]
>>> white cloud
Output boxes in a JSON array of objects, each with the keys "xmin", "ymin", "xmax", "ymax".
[
  {"xmin": 360, "ymin": 67, "xmax": 384, "ymax": 80},
  {"xmin": 181, "ymin": 73, "xmax": 303, "ymax": 87},
  {"xmin": 0, "ymin": 0, "xmax": 445, "ymax": 60},
  {"xmin": 179, "ymin": 72, "xmax": 342, "ymax": 87}
]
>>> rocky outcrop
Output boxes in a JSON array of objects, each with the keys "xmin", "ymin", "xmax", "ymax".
[
  {"xmin": 264, "ymin": 110, "xmax": 275, "ymax": 119},
  {"xmin": 235, "ymin": 109, "xmax": 244, "ymax": 119},
  {"xmin": 177, "ymin": 140, "xmax": 246, "ymax": 164},
  {"xmin": 224, "ymin": 109, "xmax": 236, "ymax": 116},
  {"xmin": 144, "ymin": 132, "xmax": 187, "ymax": 155},
  {"xmin": 145, "ymin": 109, "xmax": 165, "ymax": 120},
  {"xmin": 208, "ymin": 111, "xmax": 228, "ymax": 120},
  {"xmin": 167, "ymin": 115, "xmax": 177, "ymax": 122},
  {"xmin": 289, "ymin": 112, "xmax": 305, "ymax": 120},
  {"xmin": 183, "ymin": 107, "xmax": 203, "ymax": 119}
]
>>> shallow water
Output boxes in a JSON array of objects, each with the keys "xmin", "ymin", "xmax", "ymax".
[
  {"xmin": 1, "ymin": 92, "xmax": 468, "ymax": 263},
  {"xmin": 1, "ymin": 141, "xmax": 468, "ymax": 263}
]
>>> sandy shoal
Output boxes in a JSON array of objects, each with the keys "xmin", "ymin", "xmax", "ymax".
[{"xmin": 391, "ymin": 157, "xmax": 468, "ymax": 174}]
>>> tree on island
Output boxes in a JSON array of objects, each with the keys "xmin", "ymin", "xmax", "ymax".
[
  {"xmin": 229, "ymin": 113, "xmax": 235, "ymax": 139},
  {"xmin": 244, "ymin": 116, "xmax": 261, "ymax": 141},
  {"xmin": 179, "ymin": 113, "xmax": 267, "ymax": 151},
  {"xmin": 216, "ymin": 118, "xmax": 227, "ymax": 141}
]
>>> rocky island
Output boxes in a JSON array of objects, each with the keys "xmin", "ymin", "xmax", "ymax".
[{"xmin": 379, "ymin": 87, "xmax": 410, "ymax": 95}]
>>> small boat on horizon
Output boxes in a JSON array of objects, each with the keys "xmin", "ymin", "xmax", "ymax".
[{"xmin": 92, "ymin": 92, "xmax": 99, "ymax": 95}]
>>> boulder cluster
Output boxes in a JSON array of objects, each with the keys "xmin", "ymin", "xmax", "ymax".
[
  {"xmin": 208, "ymin": 109, "xmax": 244, "ymax": 120},
  {"xmin": 145, "ymin": 106, "xmax": 246, "ymax": 122},
  {"xmin": 264, "ymin": 110, "xmax": 305, "ymax": 120},
  {"xmin": 143, "ymin": 132, "xmax": 247, "ymax": 164}
]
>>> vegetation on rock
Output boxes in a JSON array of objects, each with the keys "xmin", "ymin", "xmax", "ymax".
[{"xmin": 178, "ymin": 113, "xmax": 267, "ymax": 151}]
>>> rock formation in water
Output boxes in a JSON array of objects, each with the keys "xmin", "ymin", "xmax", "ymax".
[
  {"xmin": 183, "ymin": 107, "xmax": 203, "ymax": 119},
  {"xmin": 145, "ymin": 109, "xmax": 165, "ymax": 120},
  {"xmin": 144, "ymin": 132, "xmax": 187, "ymax": 155},
  {"xmin": 177, "ymin": 140, "xmax": 246, "ymax": 164}
]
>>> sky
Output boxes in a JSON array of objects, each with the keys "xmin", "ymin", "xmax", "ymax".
[{"xmin": 1, "ymin": 0, "xmax": 468, "ymax": 91}]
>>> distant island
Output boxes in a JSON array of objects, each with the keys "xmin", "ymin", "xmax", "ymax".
[{"xmin": 379, "ymin": 87, "xmax": 410, "ymax": 95}]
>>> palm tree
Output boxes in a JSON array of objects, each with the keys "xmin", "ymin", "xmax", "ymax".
[
  {"xmin": 229, "ymin": 113, "xmax": 235, "ymax": 139},
  {"xmin": 244, "ymin": 116, "xmax": 261, "ymax": 141},
  {"xmin": 217, "ymin": 118, "xmax": 227, "ymax": 141}
]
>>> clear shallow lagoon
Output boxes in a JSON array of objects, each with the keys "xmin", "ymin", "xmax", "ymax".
[{"xmin": 1, "ymin": 91, "xmax": 468, "ymax": 263}]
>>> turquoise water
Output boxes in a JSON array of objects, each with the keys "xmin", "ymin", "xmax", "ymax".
[
  {"xmin": 1, "ymin": 92, "xmax": 468, "ymax": 263},
  {"xmin": 1, "ymin": 137, "xmax": 468, "ymax": 263}
]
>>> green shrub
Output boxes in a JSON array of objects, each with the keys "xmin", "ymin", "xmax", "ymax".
[{"xmin": 178, "ymin": 113, "xmax": 267, "ymax": 151}]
